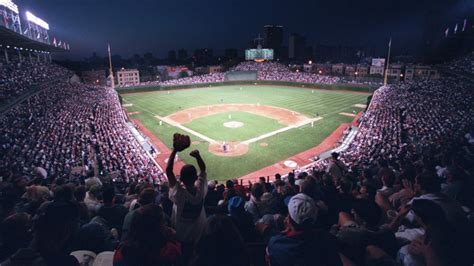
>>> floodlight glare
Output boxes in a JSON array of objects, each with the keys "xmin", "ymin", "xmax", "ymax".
[
  {"xmin": 25, "ymin": 11, "xmax": 49, "ymax": 30},
  {"xmin": 0, "ymin": 0, "xmax": 19, "ymax": 14}
]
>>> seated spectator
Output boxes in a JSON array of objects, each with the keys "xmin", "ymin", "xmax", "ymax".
[
  {"xmin": 113, "ymin": 204, "xmax": 181, "ymax": 266},
  {"xmin": 74, "ymin": 185, "xmax": 90, "ymax": 224},
  {"xmin": 97, "ymin": 185, "xmax": 128, "ymax": 237},
  {"xmin": 84, "ymin": 185, "xmax": 102, "ymax": 215},
  {"xmin": 192, "ymin": 214, "xmax": 248, "ymax": 266},
  {"xmin": 122, "ymin": 188, "xmax": 156, "ymax": 241},
  {"xmin": 227, "ymin": 196, "xmax": 258, "ymax": 242},
  {"xmin": 1, "ymin": 201, "xmax": 80, "ymax": 266},
  {"xmin": 245, "ymin": 183, "xmax": 278, "ymax": 222},
  {"xmin": 0, "ymin": 213, "xmax": 32, "ymax": 261},
  {"xmin": 266, "ymin": 193, "xmax": 342, "ymax": 266}
]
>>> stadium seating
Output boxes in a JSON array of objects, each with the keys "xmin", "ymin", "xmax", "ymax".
[{"xmin": 0, "ymin": 54, "xmax": 473, "ymax": 266}]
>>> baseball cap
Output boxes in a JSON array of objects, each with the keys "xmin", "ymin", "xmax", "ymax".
[{"xmin": 288, "ymin": 193, "xmax": 318, "ymax": 225}]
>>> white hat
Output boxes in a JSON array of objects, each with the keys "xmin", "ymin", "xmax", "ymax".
[
  {"xmin": 288, "ymin": 193, "xmax": 318, "ymax": 225},
  {"xmin": 208, "ymin": 180, "xmax": 217, "ymax": 189}
]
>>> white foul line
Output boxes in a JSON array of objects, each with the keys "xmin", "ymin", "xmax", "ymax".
[
  {"xmin": 156, "ymin": 114, "xmax": 323, "ymax": 146},
  {"xmin": 241, "ymin": 117, "xmax": 323, "ymax": 145},
  {"xmin": 155, "ymin": 115, "xmax": 218, "ymax": 144}
]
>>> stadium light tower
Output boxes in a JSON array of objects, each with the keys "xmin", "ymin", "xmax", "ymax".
[
  {"xmin": 0, "ymin": 0, "xmax": 21, "ymax": 33},
  {"xmin": 24, "ymin": 11, "xmax": 50, "ymax": 44}
]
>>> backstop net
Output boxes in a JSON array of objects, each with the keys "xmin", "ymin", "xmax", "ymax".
[{"xmin": 225, "ymin": 70, "xmax": 258, "ymax": 81}]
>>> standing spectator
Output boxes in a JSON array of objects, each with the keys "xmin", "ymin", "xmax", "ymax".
[{"xmin": 166, "ymin": 134, "xmax": 207, "ymax": 260}]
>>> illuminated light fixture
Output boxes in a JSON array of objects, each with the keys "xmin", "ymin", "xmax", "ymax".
[
  {"xmin": 25, "ymin": 11, "xmax": 49, "ymax": 30},
  {"xmin": 0, "ymin": 0, "xmax": 19, "ymax": 14}
]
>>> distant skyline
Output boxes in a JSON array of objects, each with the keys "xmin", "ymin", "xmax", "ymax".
[{"xmin": 13, "ymin": 0, "xmax": 474, "ymax": 60}]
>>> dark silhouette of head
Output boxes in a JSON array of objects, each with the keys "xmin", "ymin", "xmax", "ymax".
[{"xmin": 180, "ymin": 164, "xmax": 198, "ymax": 188}]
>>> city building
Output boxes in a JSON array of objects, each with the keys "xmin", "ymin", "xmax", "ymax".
[
  {"xmin": 168, "ymin": 50, "xmax": 177, "ymax": 63},
  {"xmin": 117, "ymin": 68, "xmax": 140, "ymax": 87},
  {"xmin": 315, "ymin": 64, "xmax": 332, "ymax": 75},
  {"xmin": 264, "ymin": 25, "xmax": 283, "ymax": 57},
  {"xmin": 345, "ymin": 65, "xmax": 356, "ymax": 76},
  {"xmin": 414, "ymin": 65, "xmax": 439, "ymax": 79},
  {"xmin": 208, "ymin": 65, "xmax": 223, "ymax": 74},
  {"xmin": 288, "ymin": 33, "xmax": 306, "ymax": 60},
  {"xmin": 387, "ymin": 64, "xmax": 403, "ymax": 80},
  {"xmin": 193, "ymin": 48, "xmax": 213, "ymax": 66},
  {"xmin": 303, "ymin": 62, "xmax": 316, "ymax": 73},
  {"xmin": 331, "ymin": 63, "xmax": 345, "ymax": 75},
  {"xmin": 404, "ymin": 65, "xmax": 415, "ymax": 81},
  {"xmin": 369, "ymin": 65, "xmax": 384, "ymax": 76},
  {"xmin": 177, "ymin": 49, "xmax": 188, "ymax": 62},
  {"xmin": 356, "ymin": 64, "xmax": 370, "ymax": 76},
  {"xmin": 225, "ymin": 48, "xmax": 239, "ymax": 59}
]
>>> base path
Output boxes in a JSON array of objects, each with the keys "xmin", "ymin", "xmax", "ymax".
[
  {"xmin": 239, "ymin": 123, "xmax": 350, "ymax": 183},
  {"xmin": 132, "ymin": 119, "xmax": 186, "ymax": 174},
  {"xmin": 242, "ymin": 117, "xmax": 322, "ymax": 145},
  {"xmin": 155, "ymin": 115, "xmax": 217, "ymax": 144}
]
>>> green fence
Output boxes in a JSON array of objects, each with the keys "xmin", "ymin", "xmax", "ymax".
[{"xmin": 116, "ymin": 80, "xmax": 378, "ymax": 94}]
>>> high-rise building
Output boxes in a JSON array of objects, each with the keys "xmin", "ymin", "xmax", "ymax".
[
  {"xmin": 168, "ymin": 50, "xmax": 176, "ymax": 63},
  {"xmin": 288, "ymin": 33, "xmax": 306, "ymax": 60},
  {"xmin": 193, "ymin": 48, "xmax": 213, "ymax": 66},
  {"xmin": 264, "ymin": 25, "xmax": 283, "ymax": 57},
  {"xmin": 177, "ymin": 49, "xmax": 188, "ymax": 62},
  {"xmin": 225, "ymin": 48, "xmax": 239, "ymax": 59}
]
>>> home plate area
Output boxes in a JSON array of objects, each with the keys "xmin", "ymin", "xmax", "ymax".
[{"xmin": 223, "ymin": 121, "xmax": 244, "ymax": 128}]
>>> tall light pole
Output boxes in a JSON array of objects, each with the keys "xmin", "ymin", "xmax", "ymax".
[
  {"xmin": 383, "ymin": 38, "xmax": 392, "ymax": 86},
  {"xmin": 108, "ymin": 44, "xmax": 115, "ymax": 88}
]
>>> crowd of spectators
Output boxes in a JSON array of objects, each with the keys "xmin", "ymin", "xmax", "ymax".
[
  {"xmin": 0, "ymin": 61, "xmax": 72, "ymax": 105},
  {"xmin": 234, "ymin": 61, "xmax": 341, "ymax": 84},
  {"xmin": 156, "ymin": 61, "xmax": 340, "ymax": 87},
  {"xmin": 444, "ymin": 52, "xmax": 474, "ymax": 75},
  {"xmin": 0, "ymin": 74, "xmax": 162, "ymax": 183},
  {"xmin": 160, "ymin": 73, "xmax": 225, "ymax": 87},
  {"xmin": 0, "ymin": 55, "xmax": 473, "ymax": 266}
]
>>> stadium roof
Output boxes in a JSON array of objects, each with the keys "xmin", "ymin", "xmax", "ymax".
[{"xmin": 0, "ymin": 26, "xmax": 67, "ymax": 53}]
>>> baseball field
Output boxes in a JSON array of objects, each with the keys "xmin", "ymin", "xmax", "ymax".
[{"xmin": 121, "ymin": 84, "xmax": 369, "ymax": 181}]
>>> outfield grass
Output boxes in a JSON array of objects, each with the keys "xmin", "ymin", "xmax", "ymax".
[
  {"xmin": 122, "ymin": 85, "xmax": 369, "ymax": 180},
  {"xmin": 184, "ymin": 111, "xmax": 284, "ymax": 141}
]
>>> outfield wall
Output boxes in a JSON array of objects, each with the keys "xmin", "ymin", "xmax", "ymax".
[{"xmin": 116, "ymin": 80, "xmax": 378, "ymax": 94}]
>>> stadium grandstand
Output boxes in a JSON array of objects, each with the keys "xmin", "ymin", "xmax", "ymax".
[{"xmin": 0, "ymin": 1, "xmax": 474, "ymax": 266}]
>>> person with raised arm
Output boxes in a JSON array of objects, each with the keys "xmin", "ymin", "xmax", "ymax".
[{"xmin": 166, "ymin": 133, "xmax": 208, "ymax": 262}]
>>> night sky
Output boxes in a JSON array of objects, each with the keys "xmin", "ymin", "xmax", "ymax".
[{"xmin": 13, "ymin": 0, "xmax": 473, "ymax": 59}]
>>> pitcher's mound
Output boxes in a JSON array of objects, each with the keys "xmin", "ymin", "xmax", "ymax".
[
  {"xmin": 223, "ymin": 121, "xmax": 244, "ymax": 128},
  {"xmin": 209, "ymin": 141, "xmax": 248, "ymax": 156}
]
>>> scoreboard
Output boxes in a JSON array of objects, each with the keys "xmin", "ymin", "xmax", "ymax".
[{"xmin": 245, "ymin": 48, "xmax": 274, "ymax": 61}]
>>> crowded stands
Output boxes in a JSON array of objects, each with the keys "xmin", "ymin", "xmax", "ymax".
[
  {"xmin": 444, "ymin": 52, "xmax": 474, "ymax": 75},
  {"xmin": 0, "ymin": 53, "xmax": 473, "ymax": 266},
  {"xmin": 157, "ymin": 61, "xmax": 340, "ymax": 87},
  {"xmin": 0, "ymin": 61, "xmax": 73, "ymax": 105}
]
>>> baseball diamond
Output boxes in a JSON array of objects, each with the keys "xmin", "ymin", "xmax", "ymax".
[{"xmin": 122, "ymin": 84, "xmax": 368, "ymax": 180}]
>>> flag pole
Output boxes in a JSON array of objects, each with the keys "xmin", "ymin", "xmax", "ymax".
[
  {"xmin": 383, "ymin": 38, "xmax": 391, "ymax": 86},
  {"xmin": 108, "ymin": 44, "xmax": 115, "ymax": 89}
]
